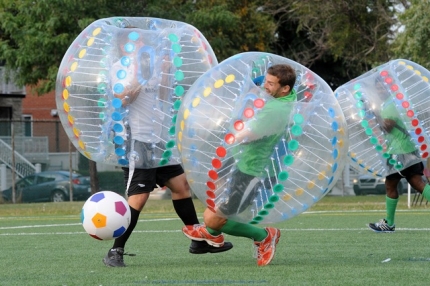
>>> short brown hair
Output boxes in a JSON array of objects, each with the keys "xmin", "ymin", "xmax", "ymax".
[{"xmin": 267, "ymin": 64, "xmax": 296, "ymax": 90}]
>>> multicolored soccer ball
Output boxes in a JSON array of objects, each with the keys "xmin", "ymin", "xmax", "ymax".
[{"xmin": 81, "ymin": 191, "xmax": 131, "ymax": 240}]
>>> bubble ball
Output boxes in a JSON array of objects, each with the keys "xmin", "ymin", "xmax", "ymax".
[
  {"xmin": 56, "ymin": 17, "xmax": 217, "ymax": 168},
  {"xmin": 176, "ymin": 52, "xmax": 348, "ymax": 224},
  {"xmin": 334, "ymin": 59, "xmax": 430, "ymax": 177}
]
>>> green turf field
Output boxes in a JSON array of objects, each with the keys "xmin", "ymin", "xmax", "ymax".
[{"xmin": 1, "ymin": 195, "xmax": 429, "ymax": 286}]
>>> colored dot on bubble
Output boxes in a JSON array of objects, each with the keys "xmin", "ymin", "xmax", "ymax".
[
  {"xmin": 172, "ymin": 43, "xmax": 181, "ymax": 53},
  {"xmin": 234, "ymin": 120, "xmax": 244, "ymax": 131},
  {"xmin": 175, "ymin": 70, "xmax": 184, "ymax": 81},
  {"xmin": 423, "ymin": 152, "xmax": 429, "ymax": 158},
  {"xmin": 214, "ymin": 79, "xmax": 224, "ymax": 88},
  {"xmin": 208, "ymin": 170, "xmax": 218, "ymax": 180},
  {"xmin": 78, "ymin": 49, "xmax": 86, "ymax": 58},
  {"xmin": 216, "ymin": 147, "xmax": 227, "ymax": 157},
  {"xmin": 168, "ymin": 34, "xmax": 179, "ymax": 42},
  {"xmin": 412, "ymin": 119, "xmax": 419, "ymax": 126},
  {"xmin": 384, "ymin": 77, "xmax": 393, "ymax": 84},
  {"xmin": 206, "ymin": 190, "xmax": 215, "ymax": 199},
  {"xmin": 224, "ymin": 133, "xmax": 235, "ymax": 144},
  {"xmin": 416, "ymin": 128, "xmax": 422, "ymax": 135},
  {"xmin": 294, "ymin": 114, "xmax": 304, "ymax": 124},
  {"xmin": 418, "ymin": 136, "xmax": 425, "ymax": 143},
  {"xmin": 421, "ymin": 144, "xmax": 427, "ymax": 151},
  {"xmin": 173, "ymin": 57, "xmax": 183, "ymax": 67},
  {"xmin": 407, "ymin": 110, "xmax": 414, "ymax": 117},
  {"xmin": 243, "ymin": 108, "xmax": 254, "ymax": 118},
  {"xmin": 175, "ymin": 85, "xmax": 184, "ymax": 96},
  {"xmin": 212, "ymin": 158, "xmax": 222, "ymax": 169},
  {"xmin": 62, "ymin": 89, "xmax": 69, "ymax": 100},
  {"xmin": 206, "ymin": 199, "xmax": 215, "ymax": 208},
  {"xmin": 225, "ymin": 74, "xmax": 235, "ymax": 83},
  {"xmin": 254, "ymin": 99, "xmax": 265, "ymax": 108},
  {"xmin": 70, "ymin": 62, "xmax": 78, "ymax": 72},
  {"xmin": 380, "ymin": 71, "xmax": 388, "ymax": 77},
  {"xmin": 401, "ymin": 101, "xmax": 410, "ymax": 108},
  {"xmin": 390, "ymin": 84, "xmax": 399, "ymax": 91},
  {"xmin": 283, "ymin": 155, "xmax": 294, "ymax": 166},
  {"xmin": 206, "ymin": 182, "xmax": 216, "ymax": 190},
  {"xmin": 203, "ymin": 87, "xmax": 211, "ymax": 97}
]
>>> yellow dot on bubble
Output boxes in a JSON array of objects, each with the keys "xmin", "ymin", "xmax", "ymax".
[
  {"xmin": 295, "ymin": 188, "xmax": 304, "ymax": 196},
  {"xmin": 364, "ymin": 167, "xmax": 369, "ymax": 171},
  {"xmin": 63, "ymin": 102, "xmax": 70, "ymax": 113},
  {"xmin": 192, "ymin": 97, "xmax": 200, "ymax": 107},
  {"xmin": 65, "ymin": 76, "xmax": 72, "ymax": 87},
  {"xmin": 178, "ymin": 143, "xmax": 182, "ymax": 152},
  {"xmin": 73, "ymin": 127, "xmax": 80, "ymax": 138},
  {"xmin": 92, "ymin": 28, "xmax": 101, "ymax": 36},
  {"xmin": 407, "ymin": 65, "xmax": 413, "ymax": 70},
  {"xmin": 78, "ymin": 49, "xmax": 86, "ymax": 59},
  {"xmin": 180, "ymin": 120, "xmax": 185, "ymax": 131},
  {"xmin": 191, "ymin": 36, "xmax": 198, "ymax": 44},
  {"xmin": 203, "ymin": 87, "xmax": 212, "ymax": 97},
  {"xmin": 372, "ymin": 171, "xmax": 378, "ymax": 176},
  {"xmin": 399, "ymin": 61, "xmax": 405, "ymax": 65},
  {"xmin": 70, "ymin": 62, "xmax": 78, "ymax": 72},
  {"xmin": 338, "ymin": 128, "xmax": 345, "ymax": 135},
  {"xmin": 87, "ymin": 37, "xmax": 95, "ymax": 47},
  {"xmin": 78, "ymin": 140, "xmax": 85, "ymax": 150},
  {"xmin": 307, "ymin": 181, "xmax": 315, "ymax": 189},
  {"xmin": 338, "ymin": 139, "xmax": 344, "ymax": 148},
  {"xmin": 225, "ymin": 74, "xmax": 235, "ymax": 83},
  {"xmin": 68, "ymin": 115, "xmax": 74, "ymax": 125},
  {"xmin": 214, "ymin": 79, "xmax": 224, "ymax": 88},
  {"xmin": 415, "ymin": 70, "xmax": 422, "ymax": 76},
  {"xmin": 62, "ymin": 89, "xmax": 69, "ymax": 100},
  {"xmin": 83, "ymin": 151, "xmax": 91, "ymax": 158},
  {"xmin": 184, "ymin": 109, "xmax": 190, "ymax": 120},
  {"xmin": 423, "ymin": 76, "xmax": 429, "ymax": 82},
  {"xmin": 283, "ymin": 194, "xmax": 292, "ymax": 201},
  {"xmin": 318, "ymin": 171, "xmax": 326, "ymax": 180},
  {"xmin": 357, "ymin": 159, "xmax": 363, "ymax": 164},
  {"xmin": 350, "ymin": 152, "xmax": 356, "ymax": 158},
  {"xmin": 178, "ymin": 131, "xmax": 183, "ymax": 142}
]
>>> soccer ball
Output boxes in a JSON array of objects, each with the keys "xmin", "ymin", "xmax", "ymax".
[{"xmin": 81, "ymin": 191, "xmax": 131, "ymax": 240}]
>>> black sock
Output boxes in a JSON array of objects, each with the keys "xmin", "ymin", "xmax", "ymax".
[
  {"xmin": 172, "ymin": 197, "xmax": 200, "ymax": 225},
  {"xmin": 112, "ymin": 206, "xmax": 140, "ymax": 249}
]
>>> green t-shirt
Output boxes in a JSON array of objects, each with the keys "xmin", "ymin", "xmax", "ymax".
[
  {"xmin": 234, "ymin": 89, "xmax": 297, "ymax": 177},
  {"xmin": 380, "ymin": 99, "xmax": 416, "ymax": 154}
]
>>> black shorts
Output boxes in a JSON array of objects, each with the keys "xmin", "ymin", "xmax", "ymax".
[
  {"xmin": 218, "ymin": 169, "xmax": 275, "ymax": 215},
  {"xmin": 386, "ymin": 161, "xmax": 424, "ymax": 180},
  {"xmin": 123, "ymin": 164, "xmax": 184, "ymax": 196}
]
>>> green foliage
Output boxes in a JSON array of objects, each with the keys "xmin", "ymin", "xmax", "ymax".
[{"xmin": 392, "ymin": 0, "xmax": 430, "ymax": 68}]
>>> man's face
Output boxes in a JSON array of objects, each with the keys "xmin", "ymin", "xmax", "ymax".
[{"xmin": 263, "ymin": 74, "xmax": 290, "ymax": 98}]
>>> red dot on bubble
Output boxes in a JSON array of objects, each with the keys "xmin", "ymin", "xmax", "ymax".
[
  {"xmin": 380, "ymin": 71, "xmax": 388, "ymax": 77},
  {"xmin": 254, "ymin": 98, "xmax": 265, "ymax": 108},
  {"xmin": 415, "ymin": 128, "xmax": 422, "ymax": 135},
  {"xmin": 422, "ymin": 152, "xmax": 429, "ymax": 159},
  {"xmin": 418, "ymin": 136, "xmax": 425, "ymax": 143},
  {"xmin": 390, "ymin": 84, "xmax": 399, "ymax": 92},
  {"xmin": 208, "ymin": 206, "xmax": 216, "ymax": 213},
  {"xmin": 208, "ymin": 170, "xmax": 218, "ymax": 180},
  {"xmin": 412, "ymin": 119, "xmax": 419, "ymax": 127},
  {"xmin": 402, "ymin": 101, "xmax": 410, "ymax": 108},
  {"xmin": 420, "ymin": 144, "xmax": 427, "ymax": 151},
  {"xmin": 384, "ymin": 77, "xmax": 393, "ymax": 84},
  {"xmin": 234, "ymin": 120, "xmax": 244, "ymax": 131},
  {"xmin": 212, "ymin": 158, "xmax": 222, "ymax": 169},
  {"xmin": 224, "ymin": 133, "xmax": 235, "ymax": 144},
  {"xmin": 206, "ymin": 181, "xmax": 216, "ymax": 190},
  {"xmin": 216, "ymin": 147, "xmax": 227, "ymax": 157},
  {"xmin": 407, "ymin": 110, "xmax": 414, "ymax": 117},
  {"xmin": 206, "ymin": 199, "xmax": 215, "ymax": 208},
  {"xmin": 304, "ymin": 91, "xmax": 312, "ymax": 98},
  {"xmin": 243, "ymin": 108, "xmax": 254, "ymax": 118},
  {"xmin": 206, "ymin": 190, "xmax": 215, "ymax": 199},
  {"xmin": 396, "ymin": 93, "xmax": 404, "ymax": 100}
]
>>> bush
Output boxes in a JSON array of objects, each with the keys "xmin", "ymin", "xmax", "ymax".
[{"xmin": 97, "ymin": 171, "xmax": 125, "ymax": 195}]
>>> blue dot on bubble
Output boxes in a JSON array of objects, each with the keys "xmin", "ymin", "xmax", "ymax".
[
  {"xmin": 113, "ymin": 83, "xmax": 124, "ymax": 94},
  {"xmin": 116, "ymin": 69, "xmax": 126, "ymax": 80},
  {"xmin": 120, "ymin": 56, "xmax": 130, "ymax": 67},
  {"xmin": 113, "ymin": 123, "xmax": 123, "ymax": 132},
  {"xmin": 115, "ymin": 148, "xmax": 125, "ymax": 156},
  {"xmin": 112, "ymin": 98, "xmax": 122, "ymax": 109},
  {"xmin": 114, "ymin": 136, "xmax": 124, "ymax": 145},
  {"xmin": 332, "ymin": 162, "xmax": 338, "ymax": 173},
  {"xmin": 111, "ymin": 112, "xmax": 122, "ymax": 121},
  {"xmin": 128, "ymin": 31, "xmax": 139, "ymax": 41},
  {"xmin": 331, "ymin": 136, "xmax": 337, "ymax": 146},
  {"xmin": 124, "ymin": 43, "xmax": 135, "ymax": 53},
  {"xmin": 328, "ymin": 107, "xmax": 335, "ymax": 118},
  {"xmin": 118, "ymin": 158, "xmax": 129, "ymax": 165},
  {"xmin": 332, "ymin": 149, "xmax": 338, "ymax": 159},
  {"xmin": 331, "ymin": 121, "xmax": 339, "ymax": 131}
]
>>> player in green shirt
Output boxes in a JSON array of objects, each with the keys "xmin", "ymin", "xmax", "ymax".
[{"xmin": 183, "ymin": 64, "xmax": 297, "ymax": 266}]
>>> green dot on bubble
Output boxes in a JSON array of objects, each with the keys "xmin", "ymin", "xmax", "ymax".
[
  {"xmin": 278, "ymin": 171, "xmax": 289, "ymax": 181},
  {"xmin": 253, "ymin": 216, "xmax": 263, "ymax": 221},
  {"xmin": 97, "ymin": 98, "xmax": 107, "ymax": 107},
  {"xmin": 283, "ymin": 155, "xmax": 294, "ymax": 166},
  {"xmin": 249, "ymin": 221, "xmax": 258, "ymax": 225},
  {"xmin": 273, "ymin": 184, "xmax": 284, "ymax": 193},
  {"xmin": 159, "ymin": 159, "xmax": 168, "ymax": 166},
  {"xmin": 382, "ymin": 153, "xmax": 390, "ymax": 159},
  {"xmin": 173, "ymin": 57, "xmax": 183, "ymax": 67},
  {"xmin": 169, "ymin": 126, "xmax": 176, "ymax": 135},
  {"xmin": 370, "ymin": 137, "xmax": 377, "ymax": 144},
  {"xmin": 354, "ymin": 91, "xmax": 362, "ymax": 99},
  {"xmin": 99, "ymin": 112, "xmax": 105, "ymax": 120},
  {"xmin": 172, "ymin": 43, "xmax": 181, "ymax": 53},
  {"xmin": 365, "ymin": 128, "xmax": 372, "ymax": 136},
  {"xmin": 168, "ymin": 34, "xmax": 179, "ymax": 42},
  {"xmin": 252, "ymin": 68, "xmax": 259, "ymax": 74},
  {"xmin": 171, "ymin": 114, "xmax": 177, "ymax": 124},
  {"xmin": 361, "ymin": 120, "xmax": 369, "ymax": 128},
  {"xmin": 353, "ymin": 84, "xmax": 361, "ymax": 90},
  {"xmin": 99, "ymin": 57, "xmax": 108, "ymax": 68},
  {"xmin": 162, "ymin": 150, "xmax": 172, "ymax": 158},
  {"xmin": 375, "ymin": 145, "xmax": 383, "ymax": 151},
  {"xmin": 97, "ymin": 83, "xmax": 107, "ymax": 94},
  {"xmin": 291, "ymin": 125, "xmax": 303, "ymax": 136},
  {"xmin": 356, "ymin": 101, "xmax": 364, "ymax": 108},
  {"xmin": 269, "ymin": 195, "xmax": 279, "ymax": 203},
  {"xmin": 173, "ymin": 100, "xmax": 182, "ymax": 110},
  {"xmin": 166, "ymin": 140, "xmax": 175, "ymax": 148},
  {"xmin": 174, "ymin": 85, "xmax": 184, "ymax": 96},
  {"xmin": 395, "ymin": 163, "xmax": 403, "ymax": 170},
  {"xmin": 293, "ymin": 113, "xmax": 304, "ymax": 124},
  {"xmin": 358, "ymin": 110, "xmax": 366, "ymax": 118},
  {"xmin": 288, "ymin": 140, "xmax": 299, "ymax": 151},
  {"xmin": 389, "ymin": 158, "xmax": 396, "ymax": 165},
  {"xmin": 258, "ymin": 210, "xmax": 269, "ymax": 216},
  {"xmin": 175, "ymin": 70, "xmax": 184, "ymax": 81},
  {"xmin": 264, "ymin": 203, "xmax": 275, "ymax": 209}
]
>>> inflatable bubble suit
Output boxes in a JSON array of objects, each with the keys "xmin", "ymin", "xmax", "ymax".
[
  {"xmin": 176, "ymin": 52, "xmax": 349, "ymax": 224},
  {"xmin": 335, "ymin": 59, "xmax": 430, "ymax": 177},
  {"xmin": 56, "ymin": 17, "xmax": 217, "ymax": 168}
]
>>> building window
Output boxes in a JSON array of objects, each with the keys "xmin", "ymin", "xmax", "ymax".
[
  {"xmin": 0, "ymin": 106, "xmax": 12, "ymax": 136},
  {"xmin": 22, "ymin": 114, "xmax": 32, "ymax": 136}
]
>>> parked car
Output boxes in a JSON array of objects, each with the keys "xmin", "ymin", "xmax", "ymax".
[
  {"xmin": 352, "ymin": 175, "xmax": 414, "ymax": 196},
  {"xmin": 2, "ymin": 171, "xmax": 92, "ymax": 203}
]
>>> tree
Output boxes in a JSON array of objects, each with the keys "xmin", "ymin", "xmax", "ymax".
[{"xmin": 391, "ymin": 0, "xmax": 430, "ymax": 68}]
